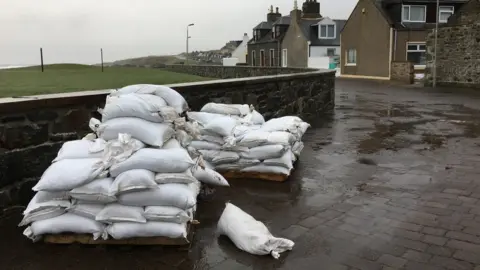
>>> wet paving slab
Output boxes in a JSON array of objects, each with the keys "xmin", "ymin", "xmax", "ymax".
[{"xmin": 2, "ymin": 79, "xmax": 480, "ymax": 269}]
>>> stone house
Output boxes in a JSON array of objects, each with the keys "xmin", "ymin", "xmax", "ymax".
[
  {"xmin": 341, "ymin": 0, "xmax": 468, "ymax": 80},
  {"xmin": 425, "ymin": 0, "xmax": 480, "ymax": 87}
]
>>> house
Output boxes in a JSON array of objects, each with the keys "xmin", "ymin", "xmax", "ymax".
[
  {"xmin": 247, "ymin": 1, "xmax": 344, "ymax": 69},
  {"xmin": 247, "ymin": 6, "xmax": 290, "ymax": 67},
  {"xmin": 223, "ymin": 33, "xmax": 250, "ymax": 66},
  {"xmin": 341, "ymin": 0, "xmax": 468, "ymax": 79}
]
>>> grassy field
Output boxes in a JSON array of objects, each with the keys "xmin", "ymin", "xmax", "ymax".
[{"xmin": 0, "ymin": 64, "xmax": 210, "ymax": 97}]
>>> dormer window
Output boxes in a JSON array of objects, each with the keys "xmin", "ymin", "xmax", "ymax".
[
  {"xmin": 320, "ymin": 24, "xmax": 335, "ymax": 39},
  {"xmin": 402, "ymin": 5, "xmax": 426, "ymax": 23}
]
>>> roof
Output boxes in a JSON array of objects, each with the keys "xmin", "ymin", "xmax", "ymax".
[
  {"xmin": 249, "ymin": 16, "xmax": 292, "ymax": 44},
  {"xmin": 299, "ymin": 18, "xmax": 346, "ymax": 47},
  {"xmin": 273, "ymin": 16, "xmax": 291, "ymax": 26},
  {"xmin": 253, "ymin": 21, "xmax": 273, "ymax": 30}
]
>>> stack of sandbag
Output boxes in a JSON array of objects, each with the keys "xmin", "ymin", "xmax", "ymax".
[
  {"xmin": 185, "ymin": 103, "xmax": 310, "ymax": 176},
  {"xmin": 21, "ymin": 84, "xmax": 229, "ymax": 242}
]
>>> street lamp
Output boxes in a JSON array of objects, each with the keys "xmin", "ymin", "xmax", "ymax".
[{"xmin": 186, "ymin": 23, "xmax": 194, "ymax": 65}]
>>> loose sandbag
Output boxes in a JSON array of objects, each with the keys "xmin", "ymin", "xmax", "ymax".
[
  {"xmin": 144, "ymin": 206, "xmax": 192, "ymax": 223},
  {"xmin": 241, "ymin": 164, "xmax": 291, "ymax": 175},
  {"xmin": 240, "ymin": 145, "xmax": 287, "ymax": 160},
  {"xmin": 217, "ymin": 203, "xmax": 294, "ymax": 259},
  {"xmin": 110, "ymin": 84, "xmax": 189, "ymax": 113},
  {"xmin": 118, "ymin": 184, "xmax": 196, "ymax": 209},
  {"xmin": 67, "ymin": 203, "xmax": 104, "ymax": 220},
  {"xmin": 110, "ymin": 169, "xmax": 157, "ymax": 195},
  {"xmin": 96, "ymin": 204, "xmax": 146, "ymax": 223},
  {"xmin": 106, "ymin": 221, "xmax": 187, "ymax": 239},
  {"xmin": 191, "ymin": 165, "xmax": 229, "ymax": 186},
  {"xmin": 203, "ymin": 116, "xmax": 239, "ymax": 137},
  {"xmin": 23, "ymin": 213, "xmax": 107, "ymax": 242},
  {"xmin": 102, "ymin": 93, "xmax": 179, "ymax": 123},
  {"xmin": 53, "ymin": 140, "xmax": 103, "ymax": 162},
  {"xmin": 155, "ymin": 170, "xmax": 197, "ymax": 184},
  {"xmin": 201, "ymin": 103, "xmax": 250, "ymax": 116},
  {"xmin": 110, "ymin": 148, "xmax": 195, "ymax": 177},
  {"xmin": 69, "ymin": 178, "xmax": 116, "ymax": 203},
  {"xmin": 263, "ymin": 151, "xmax": 294, "ymax": 170},
  {"xmin": 33, "ymin": 158, "xmax": 105, "ymax": 192},
  {"xmin": 94, "ymin": 117, "xmax": 175, "ymax": 147}
]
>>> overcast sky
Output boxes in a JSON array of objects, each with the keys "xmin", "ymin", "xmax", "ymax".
[{"xmin": 0, "ymin": 0, "xmax": 357, "ymax": 65}]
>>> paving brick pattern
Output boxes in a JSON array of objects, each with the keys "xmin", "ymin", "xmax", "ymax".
[{"xmin": 1, "ymin": 79, "xmax": 480, "ymax": 269}]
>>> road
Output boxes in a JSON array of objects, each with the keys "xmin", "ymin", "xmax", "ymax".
[{"xmin": 1, "ymin": 78, "xmax": 480, "ymax": 269}]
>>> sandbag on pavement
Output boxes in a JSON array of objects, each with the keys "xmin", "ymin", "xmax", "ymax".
[{"xmin": 217, "ymin": 203, "xmax": 294, "ymax": 259}]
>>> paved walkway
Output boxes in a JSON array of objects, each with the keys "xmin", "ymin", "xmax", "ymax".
[{"xmin": 2, "ymin": 79, "xmax": 480, "ymax": 269}]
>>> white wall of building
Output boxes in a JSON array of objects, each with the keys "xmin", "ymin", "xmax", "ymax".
[
  {"xmin": 310, "ymin": 46, "xmax": 340, "ymax": 57},
  {"xmin": 230, "ymin": 33, "xmax": 250, "ymax": 64},
  {"xmin": 222, "ymin": 58, "xmax": 239, "ymax": 66}
]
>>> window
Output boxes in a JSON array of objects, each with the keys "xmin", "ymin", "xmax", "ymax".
[
  {"xmin": 251, "ymin": 50, "xmax": 256, "ymax": 66},
  {"xmin": 346, "ymin": 49, "xmax": 356, "ymax": 65},
  {"xmin": 320, "ymin": 24, "xmax": 335, "ymax": 39},
  {"xmin": 269, "ymin": 49, "xmax": 275, "ymax": 66},
  {"xmin": 439, "ymin": 6, "xmax": 454, "ymax": 23},
  {"xmin": 327, "ymin": 48, "xmax": 336, "ymax": 56},
  {"xmin": 402, "ymin": 5, "xmax": 426, "ymax": 22},
  {"xmin": 282, "ymin": 49, "xmax": 287, "ymax": 67},
  {"xmin": 260, "ymin": 50, "xmax": 265, "ymax": 67},
  {"xmin": 406, "ymin": 42, "xmax": 426, "ymax": 66}
]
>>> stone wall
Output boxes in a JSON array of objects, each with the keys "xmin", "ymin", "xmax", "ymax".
[
  {"xmin": 0, "ymin": 70, "xmax": 335, "ymax": 213},
  {"xmin": 391, "ymin": 62, "xmax": 414, "ymax": 84},
  {"xmin": 424, "ymin": 1, "xmax": 480, "ymax": 87},
  {"xmin": 163, "ymin": 64, "xmax": 316, "ymax": 79}
]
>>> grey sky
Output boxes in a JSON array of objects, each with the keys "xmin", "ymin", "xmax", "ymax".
[{"xmin": 0, "ymin": 0, "xmax": 357, "ymax": 65}]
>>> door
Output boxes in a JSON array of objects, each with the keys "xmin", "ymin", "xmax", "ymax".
[{"xmin": 260, "ymin": 50, "xmax": 265, "ymax": 67}]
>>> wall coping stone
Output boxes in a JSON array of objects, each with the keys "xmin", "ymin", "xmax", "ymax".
[{"xmin": 0, "ymin": 70, "xmax": 334, "ymax": 114}]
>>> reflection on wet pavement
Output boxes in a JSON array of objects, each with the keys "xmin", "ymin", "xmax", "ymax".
[{"xmin": 2, "ymin": 79, "xmax": 480, "ymax": 269}]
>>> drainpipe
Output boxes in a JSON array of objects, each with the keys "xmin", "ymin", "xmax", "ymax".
[
  {"xmin": 433, "ymin": 0, "xmax": 439, "ymax": 87},
  {"xmin": 393, "ymin": 29, "xmax": 397, "ymax": 61}
]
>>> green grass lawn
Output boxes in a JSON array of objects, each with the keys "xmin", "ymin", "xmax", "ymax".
[{"xmin": 0, "ymin": 64, "xmax": 210, "ymax": 97}]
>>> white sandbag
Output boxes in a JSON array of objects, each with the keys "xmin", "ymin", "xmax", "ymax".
[
  {"xmin": 102, "ymin": 93, "xmax": 179, "ymax": 123},
  {"xmin": 162, "ymin": 138, "xmax": 182, "ymax": 149},
  {"xmin": 53, "ymin": 140, "xmax": 103, "ymax": 162},
  {"xmin": 175, "ymin": 130, "xmax": 194, "ymax": 148},
  {"xmin": 241, "ymin": 164, "xmax": 291, "ymax": 175},
  {"xmin": 33, "ymin": 158, "xmax": 105, "ymax": 192},
  {"xmin": 260, "ymin": 117, "xmax": 310, "ymax": 138},
  {"xmin": 263, "ymin": 151, "xmax": 294, "ymax": 170},
  {"xmin": 110, "ymin": 148, "xmax": 195, "ymax": 177},
  {"xmin": 191, "ymin": 165, "xmax": 229, "ymax": 186},
  {"xmin": 20, "ymin": 191, "xmax": 70, "ymax": 226},
  {"xmin": 118, "ymin": 184, "xmax": 196, "ymax": 209},
  {"xmin": 238, "ymin": 131, "xmax": 295, "ymax": 148},
  {"xmin": 69, "ymin": 178, "xmax": 116, "ymax": 203},
  {"xmin": 102, "ymin": 134, "xmax": 145, "ymax": 168},
  {"xmin": 198, "ymin": 134, "xmax": 225, "ymax": 145},
  {"xmin": 240, "ymin": 144, "xmax": 287, "ymax": 160},
  {"xmin": 250, "ymin": 110, "xmax": 265, "ymax": 125},
  {"xmin": 215, "ymin": 158, "xmax": 261, "ymax": 171},
  {"xmin": 292, "ymin": 141, "xmax": 304, "ymax": 156},
  {"xmin": 155, "ymin": 170, "xmax": 197, "ymax": 184},
  {"xmin": 96, "ymin": 204, "xmax": 146, "ymax": 223},
  {"xmin": 19, "ymin": 208, "xmax": 65, "ymax": 227},
  {"xmin": 199, "ymin": 150, "xmax": 240, "ymax": 165},
  {"xmin": 110, "ymin": 169, "xmax": 157, "ymax": 195},
  {"xmin": 110, "ymin": 84, "xmax": 189, "ymax": 113},
  {"xmin": 67, "ymin": 203, "xmax": 104, "ymax": 220},
  {"xmin": 107, "ymin": 221, "xmax": 187, "ymax": 239},
  {"xmin": 201, "ymin": 103, "xmax": 250, "ymax": 116},
  {"xmin": 217, "ymin": 203, "xmax": 294, "ymax": 259},
  {"xmin": 23, "ymin": 213, "xmax": 107, "ymax": 242},
  {"xmin": 186, "ymin": 111, "xmax": 224, "ymax": 126},
  {"xmin": 193, "ymin": 156, "xmax": 214, "ymax": 170},
  {"xmin": 189, "ymin": 140, "xmax": 222, "ymax": 150},
  {"xmin": 92, "ymin": 117, "xmax": 175, "ymax": 147},
  {"xmin": 144, "ymin": 206, "xmax": 192, "ymax": 223},
  {"xmin": 203, "ymin": 116, "xmax": 240, "ymax": 137}
]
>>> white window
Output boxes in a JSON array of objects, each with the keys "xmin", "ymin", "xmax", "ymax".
[
  {"xmin": 282, "ymin": 49, "xmax": 287, "ymax": 67},
  {"xmin": 346, "ymin": 49, "xmax": 356, "ymax": 65},
  {"xmin": 439, "ymin": 6, "xmax": 454, "ymax": 23},
  {"xmin": 320, "ymin": 24, "xmax": 335, "ymax": 39},
  {"xmin": 406, "ymin": 42, "xmax": 426, "ymax": 66},
  {"xmin": 402, "ymin": 5, "xmax": 426, "ymax": 22}
]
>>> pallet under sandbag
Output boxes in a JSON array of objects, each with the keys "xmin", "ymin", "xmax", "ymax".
[
  {"xmin": 43, "ymin": 223, "xmax": 194, "ymax": 246},
  {"xmin": 219, "ymin": 170, "xmax": 289, "ymax": 182}
]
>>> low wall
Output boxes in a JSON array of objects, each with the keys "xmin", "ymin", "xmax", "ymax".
[
  {"xmin": 391, "ymin": 62, "xmax": 414, "ymax": 84},
  {"xmin": 0, "ymin": 70, "xmax": 335, "ymax": 213},
  {"xmin": 163, "ymin": 64, "xmax": 316, "ymax": 79}
]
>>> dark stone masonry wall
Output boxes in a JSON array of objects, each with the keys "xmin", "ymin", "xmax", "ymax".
[
  {"xmin": 0, "ymin": 70, "xmax": 335, "ymax": 213},
  {"xmin": 163, "ymin": 64, "xmax": 316, "ymax": 79}
]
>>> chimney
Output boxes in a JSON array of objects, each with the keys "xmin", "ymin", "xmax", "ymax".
[
  {"xmin": 291, "ymin": 0, "xmax": 302, "ymax": 22},
  {"xmin": 302, "ymin": 0, "xmax": 321, "ymax": 19},
  {"xmin": 267, "ymin": 5, "xmax": 282, "ymax": 22}
]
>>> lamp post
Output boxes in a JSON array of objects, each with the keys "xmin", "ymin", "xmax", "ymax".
[
  {"xmin": 186, "ymin": 23, "xmax": 194, "ymax": 65},
  {"xmin": 433, "ymin": 0, "xmax": 439, "ymax": 87}
]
